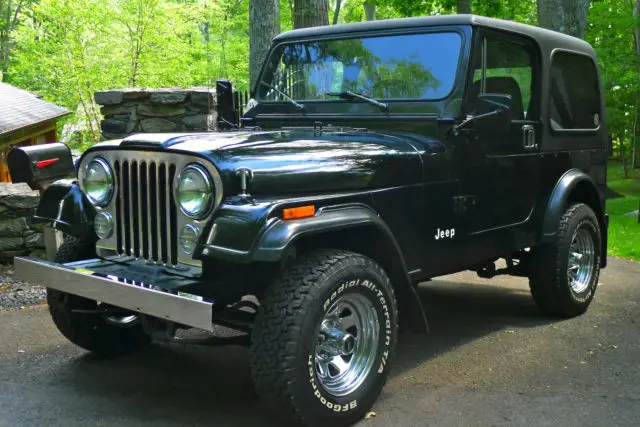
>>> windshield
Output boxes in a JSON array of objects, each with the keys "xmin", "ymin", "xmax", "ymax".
[{"xmin": 258, "ymin": 32, "xmax": 462, "ymax": 102}]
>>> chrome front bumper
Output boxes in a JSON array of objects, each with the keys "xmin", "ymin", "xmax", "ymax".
[{"xmin": 13, "ymin": 257, "xmax": 214, "ymax": 331}]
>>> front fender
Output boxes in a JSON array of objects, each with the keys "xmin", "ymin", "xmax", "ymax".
[
  {"xmin": 32, "ymin": 179, "xmax": 97, "ymax": 239},
  {"xmin": 202, "ymin": 202, "xmax": 429, "ymax": 333}
]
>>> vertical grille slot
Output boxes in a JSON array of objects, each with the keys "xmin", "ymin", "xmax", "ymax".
[
  {"xmin": 112, "ymin": 155, "xmax": 177, "ymax": 265},
  {"xmin": 169, "ymin": 164, "xmax": 178, "ymax": 266},
  {"xmin": 122, "ymin": 161, "xmax": 131, "ymax": 255},
  {"xmin": 140, "ymin": 162, "xmax": 148, "ymax": 260},
  {"xmin": 130, "ymin": 161, "xmax": 139, "ymax": 257},
  {"xmin": 159, "ymin": 163, "xmax": 168, "ymax": 263},
  {"xmin": 114, "ymin": 161, "xmax": 123, "ymax": 253}
]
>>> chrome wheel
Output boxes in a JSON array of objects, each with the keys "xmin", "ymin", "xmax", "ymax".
[
  {"xmin": 98, "ymin": 303, "xmax": 139, "ymax": 326},
  {"xmin": 104, "ymin": 314, "xmax": 138, "ymax": 326},
  {"xmin": 313, "ymin": 293, "xmax": 379, "ymax": 397},
  {"xmin": 567, "ymin": 227, "xmax": 595, "ymax": 294}
]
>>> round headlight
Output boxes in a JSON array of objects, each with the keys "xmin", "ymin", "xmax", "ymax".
[
  {"xmin": 176, "ymin": 164, "xmax": 213, "ymax": 218},
  {"xmin": 179, "ymin": 224, "xmax": 200, "ymax": 254},
  {"xmin": 83, "ymin": 158, "xmax": 113, "ymax": 206},
  {"xmin": 94, "ymin": 211, "xmax": 114, "ymax": 239}
]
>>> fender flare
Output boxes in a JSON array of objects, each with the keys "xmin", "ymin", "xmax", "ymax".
[
  {"xmin": 32, "ymin": 179, "xmax": 97, "ymax": 239},
  {"xmin": 540, "ymin": 168, "xmax": 606, "ymax": 246},
  {"xmin": 251, "ymin": 204, "xmax": 402, "ymax": 263},
  {"xmin": 252, "ymin": 204, "xmax": 429, "ymax": 333}
]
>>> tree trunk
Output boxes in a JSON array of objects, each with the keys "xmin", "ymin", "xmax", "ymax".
[
  {"xmin": 363, "ymin": 1, "xmax": 375, "ymax": 21},
  {"xmin": 332, "ymin": 0, "xmax": 342, "ymax": 25},
  {"xmin": 536, "ymin": 0, "xmax": 590, "ymax": 39},
  {"xmin": 457, "ymin": 0, "xmax": 471, "ymax": 14},
  {"xmin": 293, "ymin": 0, "xmax": 329, "ymax": 28},
  {"xmin": 632, "ymin": 0, "xmax": 640, "ymax": 169},
  {"xmin": 250, "ymin": 0, "xmax": 280, "ymax": 92}
]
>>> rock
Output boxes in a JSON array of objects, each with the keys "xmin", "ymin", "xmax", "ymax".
[
  {"xmin": 182, "ymin": 115, "xmax": 208, "ymax": 130},
  {"xmin": 0, "ymin": 195, "xmax": 39, "ymax": 210},
  {"xmin": 101, "ymin": 105, "xmax": 134, "ymax": 119},
  {"xmin": 126, "ymin": 108, "xmax": 139, "ymax": 133},
  {"xmin": 29, "ymin": 222, "xmax": 45, "ymax": 233},
  {"xmin": 102, "ymin": 133, "xmax": 125, "ymax": 141},
  {"xmin": 123, "ymin": 89, "xmax": 150, "ymax": 101},
  {"xmin": 95, "ymin": 90, "xmax": 124, "ymax": 106},
  {"xmin": 0, "ymin": 183, "xmax": 38, "ymax": 196},
  {"xmin": 0, "ymin": 218, "xmax": 29, "ymax": 237},
  {"xmin": 28, "ymin": 249, "xmax": 47, "ymax": 259},
  {"xmin": 137, "ymin": 104, "xmax": 186, "ymax": 118},
  {"xmin": 150, "ymin": 91, "xmax": 188, "ymax": 105},
  {"xmin": 102, "ymin": 119, "xmax": 128, "ymax": 135},
  {"xmin": 24, "ymin": 232, "xmax": 44, "ymax": 249},
  {"xmin": 0, "ymin": 237, "xmax": 25, "ymax": 252},
  {"xmin": 190, "ymin": 90, "xmax": 216, "ymax": 108},
  {"xmin": 141, "ymin": 118, "xmax": 177, "ymax": 133},
  {"xmin": 186, "ymin": 104, "xmax": 210, "ymax": 114},
  {"xmin": 0, "ymin": 205, "xmax": 34, "ymax": 220},
  {"xmin": 0, "ymin": 249, "xmax": 30, "ymax": 262}
]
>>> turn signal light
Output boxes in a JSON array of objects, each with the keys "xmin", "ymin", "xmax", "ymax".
[{"xmin": 283, "ymin": 205, "xmax": 316, "ymax": 220}]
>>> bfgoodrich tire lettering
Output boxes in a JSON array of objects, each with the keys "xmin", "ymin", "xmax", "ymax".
[
  {"xmin": 530, "ymin": 203, "xmax": 602, "ymax": 317},
  {"xmin": 250, "ymin": 249, "xmax": 398, "ymax": 427}
]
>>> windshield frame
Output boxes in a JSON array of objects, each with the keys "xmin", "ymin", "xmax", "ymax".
[{"xmin": 255, "ymin": 27, "xmax": 467, "ymax": 106}]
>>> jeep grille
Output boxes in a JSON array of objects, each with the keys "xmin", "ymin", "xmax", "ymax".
[
  {"xmin": 84, "ymin": 150, "xmax": 223, "ymax": 267},
  {"xmin": 114, "ymin": 159, "xmax": 178, "ymax": 265}
]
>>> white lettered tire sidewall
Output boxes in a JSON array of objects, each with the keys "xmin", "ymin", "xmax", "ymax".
[{"xmin": 296, "ymin": 267, "xmax": 397, "ymax": 423}]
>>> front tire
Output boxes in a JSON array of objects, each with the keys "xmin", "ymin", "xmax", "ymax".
[
  {"xmin": 530, "ymin": 203, "xmax": 602, "ymax": 317},
  {"xmin": 250, "ymin": 250, "xmax": 398, "ymax": 427},
  {"xmin": 48, "ymin": 235, "xmax": 150, "ymax": 358}
]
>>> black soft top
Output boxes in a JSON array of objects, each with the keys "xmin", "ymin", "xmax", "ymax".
[{"xmin": 274, "ymin": 14, "xmax": 595, "ymax": 57}]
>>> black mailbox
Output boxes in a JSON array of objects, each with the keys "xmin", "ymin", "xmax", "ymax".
[{"xmin": 8, "ymin": 143, "xmax": 75, "ymax": 190}]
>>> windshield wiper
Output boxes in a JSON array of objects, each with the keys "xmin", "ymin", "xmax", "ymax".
[
  {"xmin": 259, "ymin": 81, "xmax": 305, "ymax": 110},
  {"xmin": 326, "ymin": 91, "xmax": 389, "ymax": 112}
]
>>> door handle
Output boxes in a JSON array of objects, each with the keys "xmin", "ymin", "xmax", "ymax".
[{"xmin": 522, "ymin": 125, "xmax": 537, "ymax": 149}]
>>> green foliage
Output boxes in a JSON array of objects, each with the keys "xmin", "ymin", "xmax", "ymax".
[
  {"xmin": 587, "ymin": 0, "xmax": 638, "ymax": 169},
  {"xmin": 5, "ymin": 0, "xmax": 251, "ymax": 147},
  {"xmin": 607, "ymin": 161, "xmax": 640, "ymax": 261}
]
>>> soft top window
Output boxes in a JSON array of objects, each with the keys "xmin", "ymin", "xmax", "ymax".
[
  {"xmin": 258, "ymin": 32, "xmax": 463, "ymax": 102},
  {"xmin": 550, "ymin": 51, "xmax": 601, "ymax": 131}
]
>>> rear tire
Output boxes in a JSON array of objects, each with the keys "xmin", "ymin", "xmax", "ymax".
[
  {"xmin": 529, "ymin": 203, "xmax": 602, "ymax": 317},
  {"xmin": 48, "ymin": 235, "xmax": 150, "ymax": 358},
  {"xmin": 250, "ymin": 249, "xmax": 398, "ymax": 427}
]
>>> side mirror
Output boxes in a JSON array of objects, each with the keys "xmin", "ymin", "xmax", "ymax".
[
  {"xmin": 473, "ymin": 93, "xmax": 512, "ymax": 133},
  {"xmin": 452, "ymin": 93, "xmax": 513, "ymax": 136}
]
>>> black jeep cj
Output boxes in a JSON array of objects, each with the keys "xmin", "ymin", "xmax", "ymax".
[{"xmin": 10, "ymin": 15, "xmax": 608, "ymax": 427}]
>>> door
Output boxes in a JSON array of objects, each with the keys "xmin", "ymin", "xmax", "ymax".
[{"xmin": 457, "ymin": 31, "xmax": 541, "ymax": 236}]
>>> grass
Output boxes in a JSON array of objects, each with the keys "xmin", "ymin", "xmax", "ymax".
[{"xmin": 606, "ymin": 161, "xmax": 640, "ymax": 261}]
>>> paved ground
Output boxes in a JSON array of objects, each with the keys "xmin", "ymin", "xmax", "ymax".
[{"xmin": 0, "ymin": 257, "xmax": 638, "ymax": 427}]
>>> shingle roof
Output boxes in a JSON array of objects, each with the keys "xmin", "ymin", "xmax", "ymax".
[{"xmin": 0, "ymin": 83, "xmax": 70, "ymax": 136}]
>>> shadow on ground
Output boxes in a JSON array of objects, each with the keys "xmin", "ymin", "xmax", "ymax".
[
  {"xmin": 394, "ymin": 278, "xmax": 555, "ymax": 373},
  {"xmin": 46, "ymin": 278, "xmax": 554, "ymax": 425}
]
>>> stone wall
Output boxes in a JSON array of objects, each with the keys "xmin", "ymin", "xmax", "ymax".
[
  {"xmin": 0, "ymin": 183, "xmax": 46, "ymax": 261},
  {"xmin": 95, "ymin": 88, "xmax": 217, "ymax": 140}
]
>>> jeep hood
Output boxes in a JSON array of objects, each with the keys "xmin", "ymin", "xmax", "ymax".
[{"xmin": 93, "ymin": 130, "xmax": 428, "ymax": 195}]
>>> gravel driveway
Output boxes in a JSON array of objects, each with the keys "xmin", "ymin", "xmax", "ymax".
[
  {"xmin": 0, "ymin": 263, "xmax": 46, "ymax": 310},
  {"xmin": 0, "ymin": 256, "xmax": 639, "ymax": 427}
]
